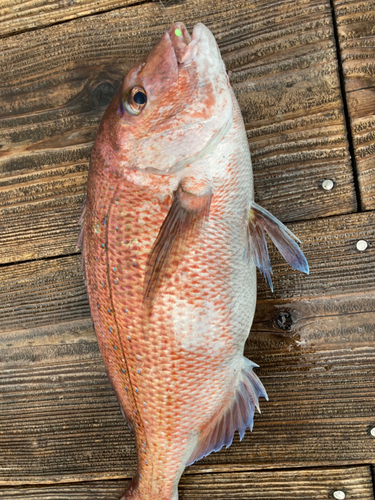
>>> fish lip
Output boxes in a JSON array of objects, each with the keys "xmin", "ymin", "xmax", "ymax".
[
  {"xmin": 168, "ymin": 22, "xmax": 202, "ymax": 65},
  {"xmin": 168, "ymin": 22, "xmax": 222, "ymax": 68},
  {"xmin": 168, "ymin": 21, "xmax": 192, "ymax": 46}
]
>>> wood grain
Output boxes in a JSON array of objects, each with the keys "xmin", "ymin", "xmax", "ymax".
[
  {"xmin": 0, "ymin": 0, "xmax": 149, "ymax": 39},
  {"xmin": 0, "ymin": 466, "xmax": 373, "ymax": 499},
  {"xmin": 0, "ymin": 211, "xmax": 374, "ymax": 484},
  {"xmin": 0, "ymin": 0, "xmax": 357, "ymax": 264},
  {"xmin": 0, "ymin": 256, "xmax": 90, "ymax": 332},
  {"xmin": 333, "ymin": 0, "xmax": 375, "ymax": 210},
  {"xmin": 258, "ymin": 210, "xmax": 375, "ymax": 300}
]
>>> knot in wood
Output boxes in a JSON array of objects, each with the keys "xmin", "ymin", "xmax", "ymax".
[
  {"xmin": 276, "ymin": 311, "xmax": 294, "ymax": 331},
  {"xmin": 92, "ymin": 82, "xmax": 116, "ymax": 109}
]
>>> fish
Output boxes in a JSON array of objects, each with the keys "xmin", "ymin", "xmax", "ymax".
[{"xmin": 79, "ymin": 21, "xmax": 309, "ymax": 500}]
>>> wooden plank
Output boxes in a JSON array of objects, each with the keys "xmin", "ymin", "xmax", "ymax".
[
  {"xmin": 0, "ymin": 211, "xmax": 374, "ymax": 484},
  {"xmin": 0, "ymin": 466, "xmax": 373, "ymax": 499},
  {"xmin": 0, "ymin": 0, "xmax": 357, "ymax": 264},
  {"xmin": 0, "ymin": 0, "xmax": 149, "ymax": 39},
  {"xmin": 2, "ymin": 293, "xmax": 374, "ymax": 483},
  {"xmin": 332, "ymin": 0, "xmax": 375, "ymax": 210},
  {"xmin": 0, "ymin": 256, "xmax": 90, "ymax": 332},
  {"xmin": 0, "ymin": 211, "xmax": 372, "ymax": 333},
  {"xmin": 258, "ymin": 210, "xmax": 375, "ymax": 300}
]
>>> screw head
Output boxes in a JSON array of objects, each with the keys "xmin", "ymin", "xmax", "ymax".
[
  {"xmin": 322, "ymin": 179, "xmax": 334, "ymax": 190},
  {"xmin": 356, "ymin": 240, "xmax": 368, "ymax": 252},
  {"xmin": 370, "ymin": 427, "xmax": 375, "ymax": 437},
  {"xmin": 333, "ymin": 491, "xmax": 346, "ymax": 500}
]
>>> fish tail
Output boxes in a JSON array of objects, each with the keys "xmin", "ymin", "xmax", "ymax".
[
  {"xmin": 120, "ymin": 477, "xmax": 179, "ymax": 500},
  {"xmin": 120, "ymin": 479, "xmax": 142, "ymax": 500}
]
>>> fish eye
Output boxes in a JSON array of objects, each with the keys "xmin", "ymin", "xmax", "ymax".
[
  {"xmin": 123, "ymin": 86, "xmax": 147, "ymax": 115},
  {"xmin": 133, "ymin": 91, "xmax": 147, "ymax": 105}
]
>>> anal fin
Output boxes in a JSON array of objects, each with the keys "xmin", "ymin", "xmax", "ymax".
[
  {"xmin": 245, "ymin": 201, "xmax": 309, "ymax": 291},
  {"xmin": 187, "ymin": 358, "xmax": 268, "ymax": 466}
]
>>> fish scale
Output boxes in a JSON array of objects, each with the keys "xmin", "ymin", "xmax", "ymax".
[
  {"xmin": 86, "ymin": 104, "xmax": 255, "ymax": 498},
  {"xmin": 81, "ymin": 21, "xmax": 308, "ymax": 500}
]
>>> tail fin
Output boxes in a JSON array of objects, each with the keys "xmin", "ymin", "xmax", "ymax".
[
  {"xmin": 120, "ymin": 478, "xmax": 178, "ymax": 500},
  {"xmin": 120, "ymin": 479, "xmax": 140, "ymax": 500}
]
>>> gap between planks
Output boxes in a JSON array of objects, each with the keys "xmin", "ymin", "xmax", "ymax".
[
  {"xmin": 329, "ymin": 0, "xmax": 362, "ymax": 210},
  {"xmin": 0, "ymin": 0, "xmax": 153, "ymax": 40},
  {"xmin": 0, "ymin": 462, "xmax": 371, "ymax": 484},
  {"xmin": 0, "ymin": 204, "xmax": 368, "ymax": 271},
  {"xmin": 0, "ymin": 465, "xmax": 373, "ymax": 500}
]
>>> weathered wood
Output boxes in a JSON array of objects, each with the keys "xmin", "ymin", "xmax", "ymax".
[
  {"xmin": 0, "ymin": 0, "xmax": 149, "ymax": 39},
  {"xmin": 0, "ymin": 0, "xmax": 357, "ymax": 264},
  {"xmin": 0, "ymin": 466, "xmax": 373, "ymax": 499},
  {"xmin": 0, "ymin": 256, "xmax": 89, "ymax": 332},
  {"xmin": 258, "ymin": 210, "xmax": 375, "ymax": 300},
  {"xmin": 333, "ymin": 0, "xmax": 375, "ymax": 210},
  {"xmin": 0, "ymin": 212, "xmax": 374, "ymax": 483}
]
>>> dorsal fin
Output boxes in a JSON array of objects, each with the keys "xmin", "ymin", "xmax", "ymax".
[
  {"xmin": 246, "ymin": 201, "xmax": 309, "ymax": 291},
  {"xmin": 187, "ymin": 357, "xmax": 268, "ymax": 466},
  {"xmin": 143, "ymin": 185, "xmax": 211, "ymax": 310},
  {"xmin": 76, "ymin": 197, "xmax": 87, "ymax": 283}
]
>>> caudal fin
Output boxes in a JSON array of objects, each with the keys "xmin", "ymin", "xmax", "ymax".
[
  {"xmin": 187, "ymin": 357, "xmax": 268, "ymax": 465},
  {"xmin": 245, "ymin": 201, "xmax": 309, "ymax": 291},
  {"xmin": 120, "ymin": 478, "xmax": 179, "ymax": 500}
]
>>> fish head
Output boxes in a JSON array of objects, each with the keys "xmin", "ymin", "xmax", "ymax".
[{"xmin": 95, "ymin": 22, "xmax": 233, "ymax": 175}]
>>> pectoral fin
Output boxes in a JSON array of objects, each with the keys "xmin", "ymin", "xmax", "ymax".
[
  {"xmin": 246, "ymin": 201, "xmax": 309, "ymax": 292},
  {"xmin": 143, "ymin": 185, "xmax": 211, "ymax": 309}
]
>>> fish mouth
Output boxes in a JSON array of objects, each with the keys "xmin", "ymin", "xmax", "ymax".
[{"xmin": 167, "ymin": 22, "xmax": 219, "ymax": 65}]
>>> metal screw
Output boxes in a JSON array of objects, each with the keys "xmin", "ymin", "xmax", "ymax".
[
  {"xmin": 370, "ymin": 427, "xmax": 375, "ymax": 437},
  {"xmin": 322, "ymin": 179, "xmax": 334, "ymax": 190},
  {"xmin": 356, "ymin": 240, "xmax": 368, "ymax": 252},
  {"xmin": 333, "ymin": 491, "xmax": 346, "ymax": 500}
]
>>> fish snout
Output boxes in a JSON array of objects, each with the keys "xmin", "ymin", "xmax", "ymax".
[{"xmin": 191, "ymin": 23, "xmax": 221, "ymax": 60}]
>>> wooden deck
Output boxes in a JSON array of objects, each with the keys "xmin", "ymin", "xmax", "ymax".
[{"xmin": 0, "ymin": 0, "xmax": 374, "ymax": 498}]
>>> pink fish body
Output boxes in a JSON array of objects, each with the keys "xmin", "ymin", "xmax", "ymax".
[{"xmin": 81, "ymin": 22, "xmax": 308, "ymax": 500}]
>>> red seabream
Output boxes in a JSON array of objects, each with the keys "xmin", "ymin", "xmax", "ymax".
[{"xmin": 79, "ymin": 21, "xmax": 309, "ymax": 500}]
